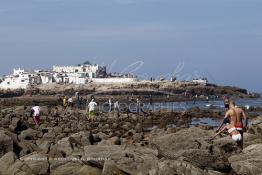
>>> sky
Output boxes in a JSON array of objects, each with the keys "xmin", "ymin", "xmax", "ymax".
[{"xmin": 0, "ymin": 0, "xmax": 261, "ymax": 92}]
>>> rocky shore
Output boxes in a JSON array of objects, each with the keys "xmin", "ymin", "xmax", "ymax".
[
  {"xmin": 0, "ymin": 105, "xmax": 261, "ymax": 175},
  {"xmin": 0, "ymin": 81, "xmax": 259, "ymax": 100},
  {"xmin": 1, "ymin": 81, "xmax": 260, "ymax": 109}
]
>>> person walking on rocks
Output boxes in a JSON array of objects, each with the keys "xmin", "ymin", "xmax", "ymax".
[
  {"xmin": 31, "ymin": 103, "xmax": 41, "ymax": 125},
  {"xmin": 114, "ymin": 100, "xmax": 120, "ymax": 118},
  {"xmin": 114, "ymin": 100, "xmax": 120, "ymax": 110},
  {"xmin": 88, "ymin": 99, "xmax": 97, "ymax": 122},
  {"xmin": 79, "ymin": 97, "xmax": 83, "ymax": 109},
  {"xmin": 75, "ymin": 92, "xmax": 81, "ymax": 109},
  {"xmin": 224, "ymin": 96, "xmax": 230, "ymax": 111},
  {"xmin": 136, "ymin": 97, "xmax": 141, "ymax": 113},
  {"xmin": 68, "ymin": 96, "xmax": 73, "ymax": 107},
  {"xmin": 63, "ymin": 96, "xmax": 68, "ymax": 108},
  {"xmin": 108, "ymin": 97, "xmax": 112, "ymax": 112},
  {"xmin": 193, "ymin": 94, "xmax": 197, "ymax": 104},
  {"xmin": 206, "ymin": 96, "xmax": 209, "ymax": 103},
  {"xmin": 85, "ymin": 98, "xmax": 89, "ymax": 111}
]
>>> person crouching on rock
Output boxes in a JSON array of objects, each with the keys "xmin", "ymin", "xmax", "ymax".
[
  {"xmin": 210, "ymin": 122, "xmax": 242, "ymax": 143},
  {"xmin": 215, "ymin": 100, "xmax": 248, "ymax": 149},
  {"xmin": 31, "ymin": 103, "xmax": 41, "ymax": 126}
]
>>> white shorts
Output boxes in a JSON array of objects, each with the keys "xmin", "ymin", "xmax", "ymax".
[{"xmin": 232, "ymin": 134, "xmax": 242, "ymax": 142}]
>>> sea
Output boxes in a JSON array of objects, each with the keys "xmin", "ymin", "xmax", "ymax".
[
  {"xmin": 154, "ymin": 98, "xmax": 262, "ymax": 112},
  {"xmin": 148, "ymin": 96, "xmax": 262, "ymax": 128}
]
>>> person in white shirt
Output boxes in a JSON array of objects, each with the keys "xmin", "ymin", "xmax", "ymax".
[
  {"xmin": 108, "ymin": 98, "xmax": 112, "ymax": 112},
  {"xmin": 88, "ymin": 99, "xmax": 97, "ymax": 122},
  {"xmin": 114, "ymin": 101, "xmax": 120, "ymax": 112},
  {"xmin": 31, "ymin": 103, "xmax": 41, "ymax": 125},
  {"xmin": 68, "ymin": 97, "xmax": 73, "ymax": 107}
]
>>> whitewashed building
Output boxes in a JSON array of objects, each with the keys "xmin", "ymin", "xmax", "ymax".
[
  {"xmin": 66, "ymin": 73, "xmax": 88, "ymax": 84},
  {"xmin": 192, "ymin": 78, "xmax": 208, "ymax": 85},
  {"xmin": 0, "ymin": 62, "xmax": 138, "ymax": 89},
  {"xmin": 0, "ymin": 69, "xmax": 31, "ymax": 89},
  {"xmin": 52, "ymin": 63, "xmax": 106, "ymax": 84},
  {"xmin": 0, "ymin": 68, "xmax": 54, "ymax": 90},
  {"xmin": 53, "ymin": 64, "xmax": 106, "ymax": 79}
]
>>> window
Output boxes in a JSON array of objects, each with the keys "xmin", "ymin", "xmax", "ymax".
[
  {"xmin": 7, "ymin": 82, "xmax": 10, "ymax": 84},
  {"xmin": 21, "ymin": 80, "xmax": 25, "ymax": 82},
  {"xmin": 75, "ymin": 69, "xmax": 79, "ymax": 73}
]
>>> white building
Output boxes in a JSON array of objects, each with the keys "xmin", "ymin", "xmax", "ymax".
[
  {"xmin": 52, "ymin": 63, "xmax": 106, "ymax": 84},
  {"xmin": 66, "ymin": 73, "xmax": 88, "ymax": 84},
  {"xmin": 192, "ymin": 78, "xmax": 208, "ymax": 85},
  {"xmin": 0, "ymin": 69, "xmax": 31, "ymax": 89},
  {"xmin": 0, "ymin": 68, "xmax": 54, "ymax": 90},
  {"xmin": 0, "ymin": 63, "xmax": 138, "ymax": 89},
  {"xmin": 53, "ymin": 64, "xmax": 106, "ymax": 79},
  {"xmin": 13, "ymin": 68, "xmax": 25, "ymax": 75}
]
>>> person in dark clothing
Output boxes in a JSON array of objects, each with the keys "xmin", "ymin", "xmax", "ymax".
[{"xmin": 224, "ymin": 96, "xmax": 230, "ymax": 111}]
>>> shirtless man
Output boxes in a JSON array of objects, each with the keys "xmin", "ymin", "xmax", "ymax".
[{"xmin": 216, "ymin": 100, "xmax": 248, "ymax": 149}]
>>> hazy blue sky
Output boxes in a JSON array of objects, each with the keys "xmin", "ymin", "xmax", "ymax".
[{"xmin": 0, "ymin": 0, "xmax": 261, "ymax": 92}]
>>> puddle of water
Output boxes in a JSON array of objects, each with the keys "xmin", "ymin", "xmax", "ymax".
[
  {"xmin": 167, "ymin": 124, "xmax": 177, "ymax": 128},
  {"xmin": 144, "ymin": 125, "xmax": 158, "ymax": 132},
  {"xmin": 191, "ymin": 117, "xmax": 220, "ymax": 127}
]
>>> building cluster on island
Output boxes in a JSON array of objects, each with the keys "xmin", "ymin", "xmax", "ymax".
[{"xmin": 0, "ymin": 62, "xmax": 208, "ymax": 90}]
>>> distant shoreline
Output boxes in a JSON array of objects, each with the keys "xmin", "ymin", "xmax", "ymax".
[{"xmin": 0, "ymin": 81, "xmax": 260, "ymax": 107}]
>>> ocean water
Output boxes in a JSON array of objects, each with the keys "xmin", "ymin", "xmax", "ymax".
[
  {"xmin": 142, "ymin": 98, "xmax": 262, "ymax": 129},
  {"xmin": 149, "ymin": 98, "xmax": 262, "ymax": 112},
  {"xmin": 143, "ymin": 98, "xmax": 262, "ymax": 130}
]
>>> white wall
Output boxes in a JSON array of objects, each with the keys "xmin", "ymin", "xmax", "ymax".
[
  {"xmin": 68, "ymin": 76, "xmax": 87, "ymax": 84},
  {"xmin": 13, "ymin": 68, "xmax": 25, "ymax": 75},
  {"xmin": 53, "ymin": 66, "xmax": 76, "ymax": 73},
  {"xmin": 40, "ymin": 75, "xmax": 53, "ymax": 84},
  {"xmin": 192, "ymin": 79, "xmax": 208, "ymax": 85},
  {"xmin": 53, "ymin": 65, "xmax": 99, "ymax": 74},
  {"xmin": 0, "ymin": 77, "xmax": 29, "ymax": 89}
]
